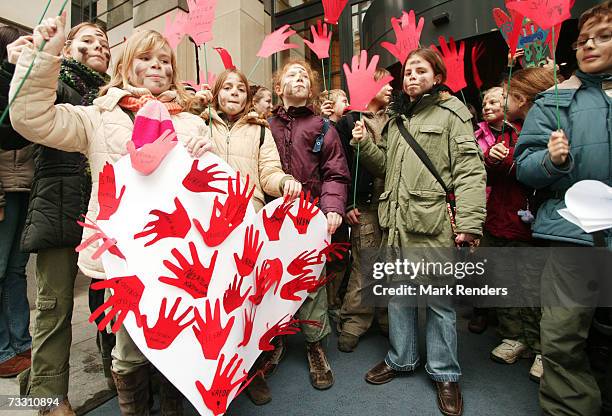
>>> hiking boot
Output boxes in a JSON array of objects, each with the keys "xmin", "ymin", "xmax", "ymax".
[
  {"xmin": 245, "ymin": 373, "xmax": 271, "ymax": 405},
  {"xmin": 262, "ymin": 337, "xmax": 286, "ymax": 377},
  {"xmin": 39, "ymin": 398, "xmax": 76, "ymax": 416},
  {"xmin": 306, "ymin": 341, "xmax": 334, "ymax": 390},
  {"xmin": 529, "ymin": 354, "xmax": 543, "ymax": 383},
  {"xmin": 337, "ymin": 332, "xmax": 359, "ymax": 353},
  {"xmin": 112, "ymin": 365, "xmax": 150, "ymax": 415},
  {"xmin": 490, "ymin": 339, "xmax": 531, "ymax": 364}
]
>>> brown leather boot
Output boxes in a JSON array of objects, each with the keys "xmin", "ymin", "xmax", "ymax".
[
  {"xmin": 159, "ymin": 374, "xmax": 184, "ymax": 415},
  {"xmin": 245, "ymin": 372, "xmax": 271, "ymax": 405},
  {"xmin": 112, "ymin": 366, "xmax": 150, "ymax": 416},
  {"xmin": 306, "ymin": 341, "xmax": 334, "ymax": 390}
]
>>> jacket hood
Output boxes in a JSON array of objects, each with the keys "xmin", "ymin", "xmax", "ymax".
[
  {"xmin": 202, "ymin": 108, "xmax": 270, "ymax": 128},
  {"xmin": 388, "ymin": 85, "xmax": 453, "ymax": 118}
]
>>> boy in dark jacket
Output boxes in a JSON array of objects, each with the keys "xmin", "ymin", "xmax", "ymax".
[{"xmin": 269, "ymin": 60, "xmax": 350, "ymax": 391}]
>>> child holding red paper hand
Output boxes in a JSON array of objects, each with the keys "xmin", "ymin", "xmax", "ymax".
[
  {"xmin": 9, "ymin": 14, "xmax": 211, "ymax": 415},
  {"xmin": 269, "ymin": 60, "xmax": 350, "ymax": 391},
  {"xmin": 318, "ymin": 89, "xmax": 349, "ymax": 124}
]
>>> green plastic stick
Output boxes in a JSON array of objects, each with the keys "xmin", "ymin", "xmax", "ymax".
[
  {"xmin": 37, "ymin": 0, "xmax": 53, "ymax": 25},
  {"xmin": 247, "ymin": 57, "xmax": 262, "ymax": 81},
  {"xmin": 459, "ymin": 89, "xmax": 467, "ymax": 105},
  {"xmin": 202, "ymin": 43, "xmax": 213, "ymax": 136},
  {"xmin": 352, "ymin": 112, "xmax": 362, "ymax": 209},
  {"xmin": 500, "ymin": 63, "xmax": 514, "ymax": 140},
  {"xmin": 552, "ymin": 25, "xmax": 561, "ymax": 131},
  {"xmin": 321, "ymin": 59, "xmax": 327, "ymax": 94},
  {"xmin": 327, "ymin": 25, "xmax": 333, "ymax": 100}
]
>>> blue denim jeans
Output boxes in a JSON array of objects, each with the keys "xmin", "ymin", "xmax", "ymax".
[
  {"xmin": 0, "ymin": 192, "xmax": 32, "ymax": 363},
  {"xmin": 384, "ymin": 295, "xmax": 461, "ymax": 382}
]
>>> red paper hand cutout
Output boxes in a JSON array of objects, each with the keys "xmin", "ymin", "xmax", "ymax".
[
  {"xmin": 184, "ymin": 0, "xmax": 218, "ymax": 46},
  {"xmin": 185, "ymin": 71, "xmax": 217, "ymax": 91},
  {"xmin": 256, "ymin": 24, "xmax": 299, "ymax": 58},
  {"xmin": 280, "ymin": 273, "xmax": 331, "ymax": 301},
  {"xmin": 134, "ymin": 197, "xmax": 191, "ymax": 247},
  {"xmin": 249, "ymin": 258, "xmax": 284, "ymax": 305},
  {"xmin": 238, "ymin": 303, "xmax": 256, "ymax": 348},
  {"xmin": 259, "ymin": 316, "xmax": 321, "ymax": 351},
  {"xmin": 380, "ymin": 10, "xmax": 424, "ymax": 65},
  {"xmin": 262, "ymin": 197, "xmax": 294, "ymax": 241},
  {"xmin": 322, "ymin": 0, "xmax": 349, "ymax": 25},
  {"xmin": 182, "ymin": 161, "xmax": 227, "ymax": 194},
  {"xmin": 89, "ymin": 275, "xmax": 145, "ymax": 333},
  {"xmin": 126, "ymin": 129, "xmax": 177, "ymax": 176},
  {"xmin": 195, "ymin": 353, "xmax": 247, "ymax": 416},
  {"xmin": 506, "ymin": 0, "xmax": 574, "ymax": 30},
  {"xmin": 287, "ymin": 249, "xmax": 322, "ymax": 276},
  {"xmin": 192, "ymin": 299, "xmax": 235, "ymax": 360},
  {"xmin": 471, "ymin": 41, "xmax": 486, "ymax": 90},
  {"xmin": 287, "ymin": 191, "xmax": 321, "ymax": 234},
  {"xmin": 77, "ymin": 217, "xmax": 125, "ymax": 260},
  {"xmin": 97, "ymin": 162, "xmax": 126, "ymax": 221},
  {"xmin": 223, "ymin": 274, "xmax": 251, "ymax": 315},
  {"xmin": 431, "ymin": 36, "xmax": 467, "ymax": 93},
  {"xmin": 343, "ymin": 50, "xmax": 394, "ymax": 111},
  {"xmin": 214, "ymin": 47, "xmax": 235, "ymax": 69},
  {"xmin": 493, "ymin": 7, "xmax": 524, "ymax": 57},
  {"xmin": 159, "ymin": 242, "xmax": 218, "ymax": 298},
  {"xmin": 317, "ymin": 240, "xmax": 350, "ymax": 263},
  {"xmin": 164, "ymin": 11, "xmax": 189, "ymax": 50},
  {"xmin": 142, "ymin": 297, "xmax": 194, "ymax": 350},
  {"xmin": 233, "ymin": 225, "xmax": 263, "ymax": 277},
  {"xmin": 303, "ymin": 20, "xmax": 332, "ymax": 60}
]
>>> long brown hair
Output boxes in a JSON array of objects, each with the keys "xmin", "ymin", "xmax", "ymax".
[
  {"xmin": 211, "ymin": 68, "xmax": 253, "ymax": 118},
  {"xmin": 403, "ymin": 48, "xmax": 447, "ymax": 85},
  {"xmin": 99, "ymin": 30, "xmax": 188, "ymax": 104},
  {"xmin": 508, "ymin": 67, "xmax": 559, "ymax": 109}
]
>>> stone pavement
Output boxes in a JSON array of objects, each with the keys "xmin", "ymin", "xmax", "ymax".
[{"xmin": 0, "ymin": 256, "xmax": 116, "ymax": 416}]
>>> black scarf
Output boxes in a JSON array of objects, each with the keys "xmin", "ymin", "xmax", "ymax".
[
  {"xmin": 390, "ymin": 84, "xmax": 452, "ymax": 118},
  {"xmin": 59, "ymin": 58, "xmax": 108, "ymax": 106}
]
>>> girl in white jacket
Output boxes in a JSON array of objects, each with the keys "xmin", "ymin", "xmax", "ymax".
[{"xmin": 9, "ymin": 13, "xmax": 210, "ymax": 415}]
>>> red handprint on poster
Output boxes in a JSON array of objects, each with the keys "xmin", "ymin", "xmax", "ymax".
[
  {"xmin": 193, "ymin": 299, "xmax": 235, "ymax": 360},
  {"xmin": 77, "ymin": 217, "xmax": 125, "ymax": 260},
  {"xmin": 287, "ymin": 249, "xmax": 322, "ymax": 276},
  {"xmin": 318, "ymin": 240, "xmax": 350, "ymax": 263},
  {"xmin": 195, "ymin": 353, "xmax": 247, "ymax": 415},
  {"xmin": 233, "ymin": 225, "xmax": 263, "ymax": 277},
  {"xmin": 97, "ymin": 162, "xmax": 126, "ymax": 220},
  {"xmin": 159, "ymin": 242, "xmax": 218, "ymax": 298},
  {"xmin": 258, "ymin": 316, "xmax": 321, "ymax": 351},
  {"xmin": 182, "ymin": 161, "xmax": 227, "ymax": 194},
  {"xmin": 223, "ymin": 274, "xmax": 251, "ymax": 315},
  {"xmin": 89, "ymin": 275, "xmax": 145, "ymax": 333},
  {"xmin": 280, "ymin": 273, "xmax": 331, "ymax": 301},
  {"xmin": 126, "ymin": 130, "xmax": 177, "ymax": 176},
  {"xmin": 262, "ymin": 197, "xmax": 294, "ymax": 241},
  {"xmin": 288, "ymin": 191, "xmax": 320, "ymax": 234},
  {"xmin": 249, "ymin": 258, "xmax": 284, "ymax": 305},
  {"xmin": 238, "ymin": 303, "xmax": 256, "ymax": 348},
  {"xmin": 142, "ymin": 297, "xmax": 194, "ymax": 350},
  {"xmin": 134, "ymin": 197, "xmax": 191, "ymax": 247}
]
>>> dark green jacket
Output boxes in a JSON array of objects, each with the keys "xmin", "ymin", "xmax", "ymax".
[{"xmin": 514, "ymin": 71, "xmax": 612, "ymax": 246}]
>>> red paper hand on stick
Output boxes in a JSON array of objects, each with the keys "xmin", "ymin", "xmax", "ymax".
[
  {"xmin": 184, "ymin": 0, "xmax": 218, "ymax": 46},
  {"xmin": 471, "ymin": 41, "xmax": 486, "ymax": 90},
  {"xmin": 258, "ymin": 316, "xmax": 321, "ymax": 351},
  {"xmin": 287, "ymin": 249, "xmax": 322, "ymax": 276},
  {"xmin": 76, "ymin": 217, "xmax": 125, "ymax": 260},
  {"xmin": 238, "ymin": 303, "xmax": 256, "ymax": 348},
  {"xmin": 287, "ymin": 191, "xmax": 320, "ymax": 234},
  {"xmin": 380, "ymin": 10, "xmax": 424, "ymax": 64},
  {"xmin": 142, "ymin": 297, "xmax": 194, "ymax": 350},
  {"xmin": 89, "ymin": 275, "xmax": 145, "ymax": 333},
  {"xmin": 195, "ymin": 353, "xmax": 247, "ymax": 416},
  {"xmin": 431, "ymin": 36, "xmax": 467, "ymax": 93},
  {"xmin": 303, "ymin": 20, "xmax": 332, "ymax": 59},
  {"xmin": 249, "ymin": 258, "xmax": 284, "ymax": 305},
  {"xmin": 262, "ymin": 196, "xmax": 294, "ymax": 241},
  {"xmin": 256, "ymin": 24, "xmax": 299, "ymax": 58},
  {"xmin": 192, "ymin": 299, "xmax": 235, "ymax": 360},
  {"xmin": 134, "ymin": 197, "xmax": 191, "ymax": 247},
  {"xmin": 322, "ymin": 0, "xmax": 349, "ymax": 25},
  {"xmin": 233, "ymin": 225, "xmax": 263, "ymax": 277},
  {"xmin": 280, "ymin": 273, "xmax": 332, "ymax": 301},
  {"xmin": 97, "ymin": 162, "xmax": 126, "ymax": 221},
  {"xmin": 126, "ymin": 129, "xmax": 177, "ymax": 176},
  {"xmin": 214, "ymin": 47, "xmax": 235, "ymax": 69},
  {"xmin": 164, "ymin": 11, "xmax": 189, "ymax": 50},
  {"xmin": 317, "ymin": 240, "xmax": 350, "ymax": 263},
  {"xmin": 343, "ymin": 50, "xmax": 394, "ymax": 111},
  {"xmin": 182, "ymin": 161, "xmax": 227, "ymax": 193},
  {"xmin": 159, "ymin": 242, "xmax": 218, "ymax": 298},
  {"xmin": 223, "ymin": 274, "xmax": 251, "ymax": 315},
  {"xmin": 506, "ymin": 0, "xmax": 574, "ymax": 30}
]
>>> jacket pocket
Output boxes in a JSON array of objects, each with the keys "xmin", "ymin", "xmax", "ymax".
[
  {"xmin": 406, "ymin": 189, "xmax": 447, "ymax": 235},
  {"xmin": 454, "ymin": 136, "xmax": 480, "ymax": 155},
  {"xmin": 377, "ymin": 191, "xmax": 392, "ymax": 230},
  {"xmin": 35, "ymin": 296, "xmax": 57, "ymax": 329}
]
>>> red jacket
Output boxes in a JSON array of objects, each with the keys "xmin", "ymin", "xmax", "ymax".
[
  {"xmin": 269, "ymin": 105, "xmax": 350, "ymax": 215},
  {"xmin": 484, "ymin": 122, "xmax": 532, "ymax": 241}
]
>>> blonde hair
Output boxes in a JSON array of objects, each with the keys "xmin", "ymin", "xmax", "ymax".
[
  {"xmin": 273, "ymin": 59, "xmax": 320, "ymax": 104},
  {"xmin": 99, "ymin": 30, "xmax": 189, "ymax": 104},
  {"xmin": 508, "ymin": 67, "xmax": 560, "ymax": 109},
  {"xmin": 314, "ymin": 89, "xmax": 346, "ymax": 114},
  {"xmin": 483, "ymin": 86, "xmax": 503, "ymax": 102}
]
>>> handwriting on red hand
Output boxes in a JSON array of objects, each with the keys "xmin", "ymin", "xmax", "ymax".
[
  {"xmin": 223, "ymin": 274, "xmax": 251, "ymax": 315},
  {"xmin": 343, "ymin": 50, "xmax": 394, "ymax": 112},
  {"xmin": 142, "ymin": 297, "xmax": 194, "ymax": 350},
  {"xmin": 238, "ymin": 303, "xmax": 256, "ymax": 348},
  {"xmin": 134, "ymin": 197, "xmax": 191, "ymax": 247},
  {"xmin": 97, "ymin": 162, "xmax": 126, "ymax": 220},
  {"xmin": 380, "ymin": 10, "xmax": 424, "ymax": 65},
  {"xmin": 89, "ymin": 275, "xmax": 145, "ymax": 333},
  {"xmin": 164, "ymin": 11, "xmax": 189, "ymax": 50},
  {"xmin": 184, "ymin": 0, "xmax": 218, "ymax": 46},
  {"xmin": 258, "ymin": 316, "xmax": 321, "ymax": 351},
  {"xmin": 127, "ymin": 129, "xmax": 177, "ymax": 175},
  {"xmin": 262, "ymin": 197, "xmax": 294, "ymax": 241},
  {"xmin": 257, "ymin": 24, "xmax": 299, "ymax": 58},
  {"xmin": 195, "ymin": 353, "xmax": 247, "ymax": 416},
  {"xmin": 182, "ymin": 161, "xmax": 227, "ymax": 194},
  {"xmin": 280, "ymin": 273, "xmax": 332, "ymax": 301},
  {"xmin": 303, "ymin": 20, "xmax": 332, "ymax": 60},
  {"xmin": 506, "ymin": 0, "xmax": 574, "ymax": 30},
  {"xmin": 233, "ymin": 225, "xmax": 263, "ymax": 277},
  {"xmin": 193, "ymin": 299, "xmax": 235, "ymax": 360},
  {"xmin": 431, "ymin": 36, "xmax": 467, "ymax": 93},
  {"xmin": 249, "ymin": 258, "xmax": 284, "ymax": 305},
  {"xmin": 287, "ymin": 191, "xmax": 320, "ymax": 234},
  {"xmin": 159, "ymin": 242, "xmax": 218, "ymax": 298},
  {"xmin": 77, "ymin": 217, "xmax": 125, "ymax": 260},
  {"xmin": 287, "ymin": 249, "xmax": 322, "ymax": 276},
  {"xmin": 318, "ymin": 240, "xmax": 350, "ymax": 263}
]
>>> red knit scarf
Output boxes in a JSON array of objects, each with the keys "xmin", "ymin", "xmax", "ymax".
[{"xmin": 118, "ymin": 95, "xmax": 183, "ymax": 115}]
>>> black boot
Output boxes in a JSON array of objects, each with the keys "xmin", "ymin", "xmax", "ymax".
[{"xmin": 112, "ymin": 365, "xmax": 150, "ymax": 416}]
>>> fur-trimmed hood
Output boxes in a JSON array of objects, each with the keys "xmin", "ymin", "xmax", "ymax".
[{"xmin": 200, "ymin": 108, "xmax": 270, "ymax": 129}]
